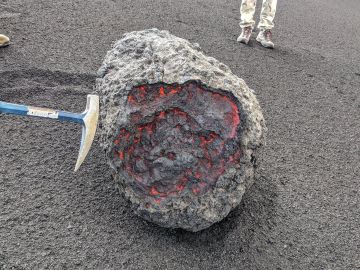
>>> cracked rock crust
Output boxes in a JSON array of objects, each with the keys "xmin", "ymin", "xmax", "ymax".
[{"xmin": 96, "ymin": 29, "xmax": 266, "ymax": 232}]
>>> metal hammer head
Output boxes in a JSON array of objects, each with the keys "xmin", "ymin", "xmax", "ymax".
[{"xmin": 74, "ymin": 95, "xmax": 100, "ymax": 171}]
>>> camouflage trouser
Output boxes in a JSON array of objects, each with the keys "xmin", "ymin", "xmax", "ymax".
[{"xmin": 240, "ymin": 0, "xmax": 277, "ymax": 29}]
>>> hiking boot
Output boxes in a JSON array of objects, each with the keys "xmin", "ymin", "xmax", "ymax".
[
  {"xmin": 256, "ymin": 29, "xmax": 274, "ymax": 48},
  {"xmin": 0, "ymin": 34, "xmax": 10, "ymax": 48},
  {"xmin": 237, "ymin": 26, "xmax": 253, "ymax": 44}
]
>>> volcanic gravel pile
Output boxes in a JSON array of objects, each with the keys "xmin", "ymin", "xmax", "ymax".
[{"xmin": 96, "ymin": 29, "xmax": 265, "ymax": 231}]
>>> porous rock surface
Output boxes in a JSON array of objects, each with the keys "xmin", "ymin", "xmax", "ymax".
[{"xmin": 96, "ymin": 28, "xmax": 266, "ymax": 231}]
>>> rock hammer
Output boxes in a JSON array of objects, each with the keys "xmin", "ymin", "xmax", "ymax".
[{"xmin": 0, "ymin": 95, "xmax": 99, "ymax": 171}]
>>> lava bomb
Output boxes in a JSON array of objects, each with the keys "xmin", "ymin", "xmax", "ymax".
[{"xmin": 96, "ymin": 29, "xmax": 266, "ymax": 232}]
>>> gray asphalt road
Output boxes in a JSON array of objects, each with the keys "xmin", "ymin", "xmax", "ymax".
[{"xmin": 1, "ymin": 0, "xmax": 359, "ymax": 269}]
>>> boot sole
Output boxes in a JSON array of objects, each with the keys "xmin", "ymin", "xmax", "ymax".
[
  {"xmin": 0, "ymin": 41, "xmax": 10, "ymax": 48},
  {"xmin": 237, "ymin": 38, "xmax": 250, "ymax": 45},
  {"xmin": 256, "ymin": 37, "xmax": 274, "ymax": 49}
]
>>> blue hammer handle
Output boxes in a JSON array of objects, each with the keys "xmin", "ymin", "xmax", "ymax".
[{"xmin": 0, "ymin": 101, "xmax": 85, "ymax": 124}]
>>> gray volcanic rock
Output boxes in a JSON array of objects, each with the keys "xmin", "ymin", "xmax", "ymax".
[{"xmin": 96, "ymin": 28, "xmax": 266, "ymax": 232}]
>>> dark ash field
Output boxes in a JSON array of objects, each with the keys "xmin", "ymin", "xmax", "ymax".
[{"xmin": 1, "ymin": 0, "xmax": 359, "ymax": 269}]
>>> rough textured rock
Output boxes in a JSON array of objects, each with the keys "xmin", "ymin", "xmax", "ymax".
[{"xmin": 95, "ymin": 28, "xmax": 266, "ymax": 232}]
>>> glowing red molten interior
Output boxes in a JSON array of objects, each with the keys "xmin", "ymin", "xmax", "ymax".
[{"xmin": 113, "ymin": 82, "xmax": 241, "ymax": 203}]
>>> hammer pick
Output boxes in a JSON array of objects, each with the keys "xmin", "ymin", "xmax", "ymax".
[{"xmin": 0, "ymin": 95, "xmax": 100, "ymax": 171}]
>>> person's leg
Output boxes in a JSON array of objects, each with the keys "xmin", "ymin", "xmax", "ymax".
[
  {"xmin": 258, "ymin": 0, "xmax": 277, "ymax": 29},
  {"xmin": 0, "ymin": 34, "xmax": 10, "ymax": 47},
  {"xmin": 240, "ymin": 0, "xmax": 257, "ymax": 29},
  {"xmin": 256, "ymin": 0, "xmax": 277, "ymax": 48},
  {"xmin": 237, "ymin": 0, "xmax": 257, "ymax": 44}
]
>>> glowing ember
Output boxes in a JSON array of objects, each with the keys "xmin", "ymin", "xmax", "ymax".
[{"xmin": 112, "ymin": 81, "xmax": 241, "ymax": 201}]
